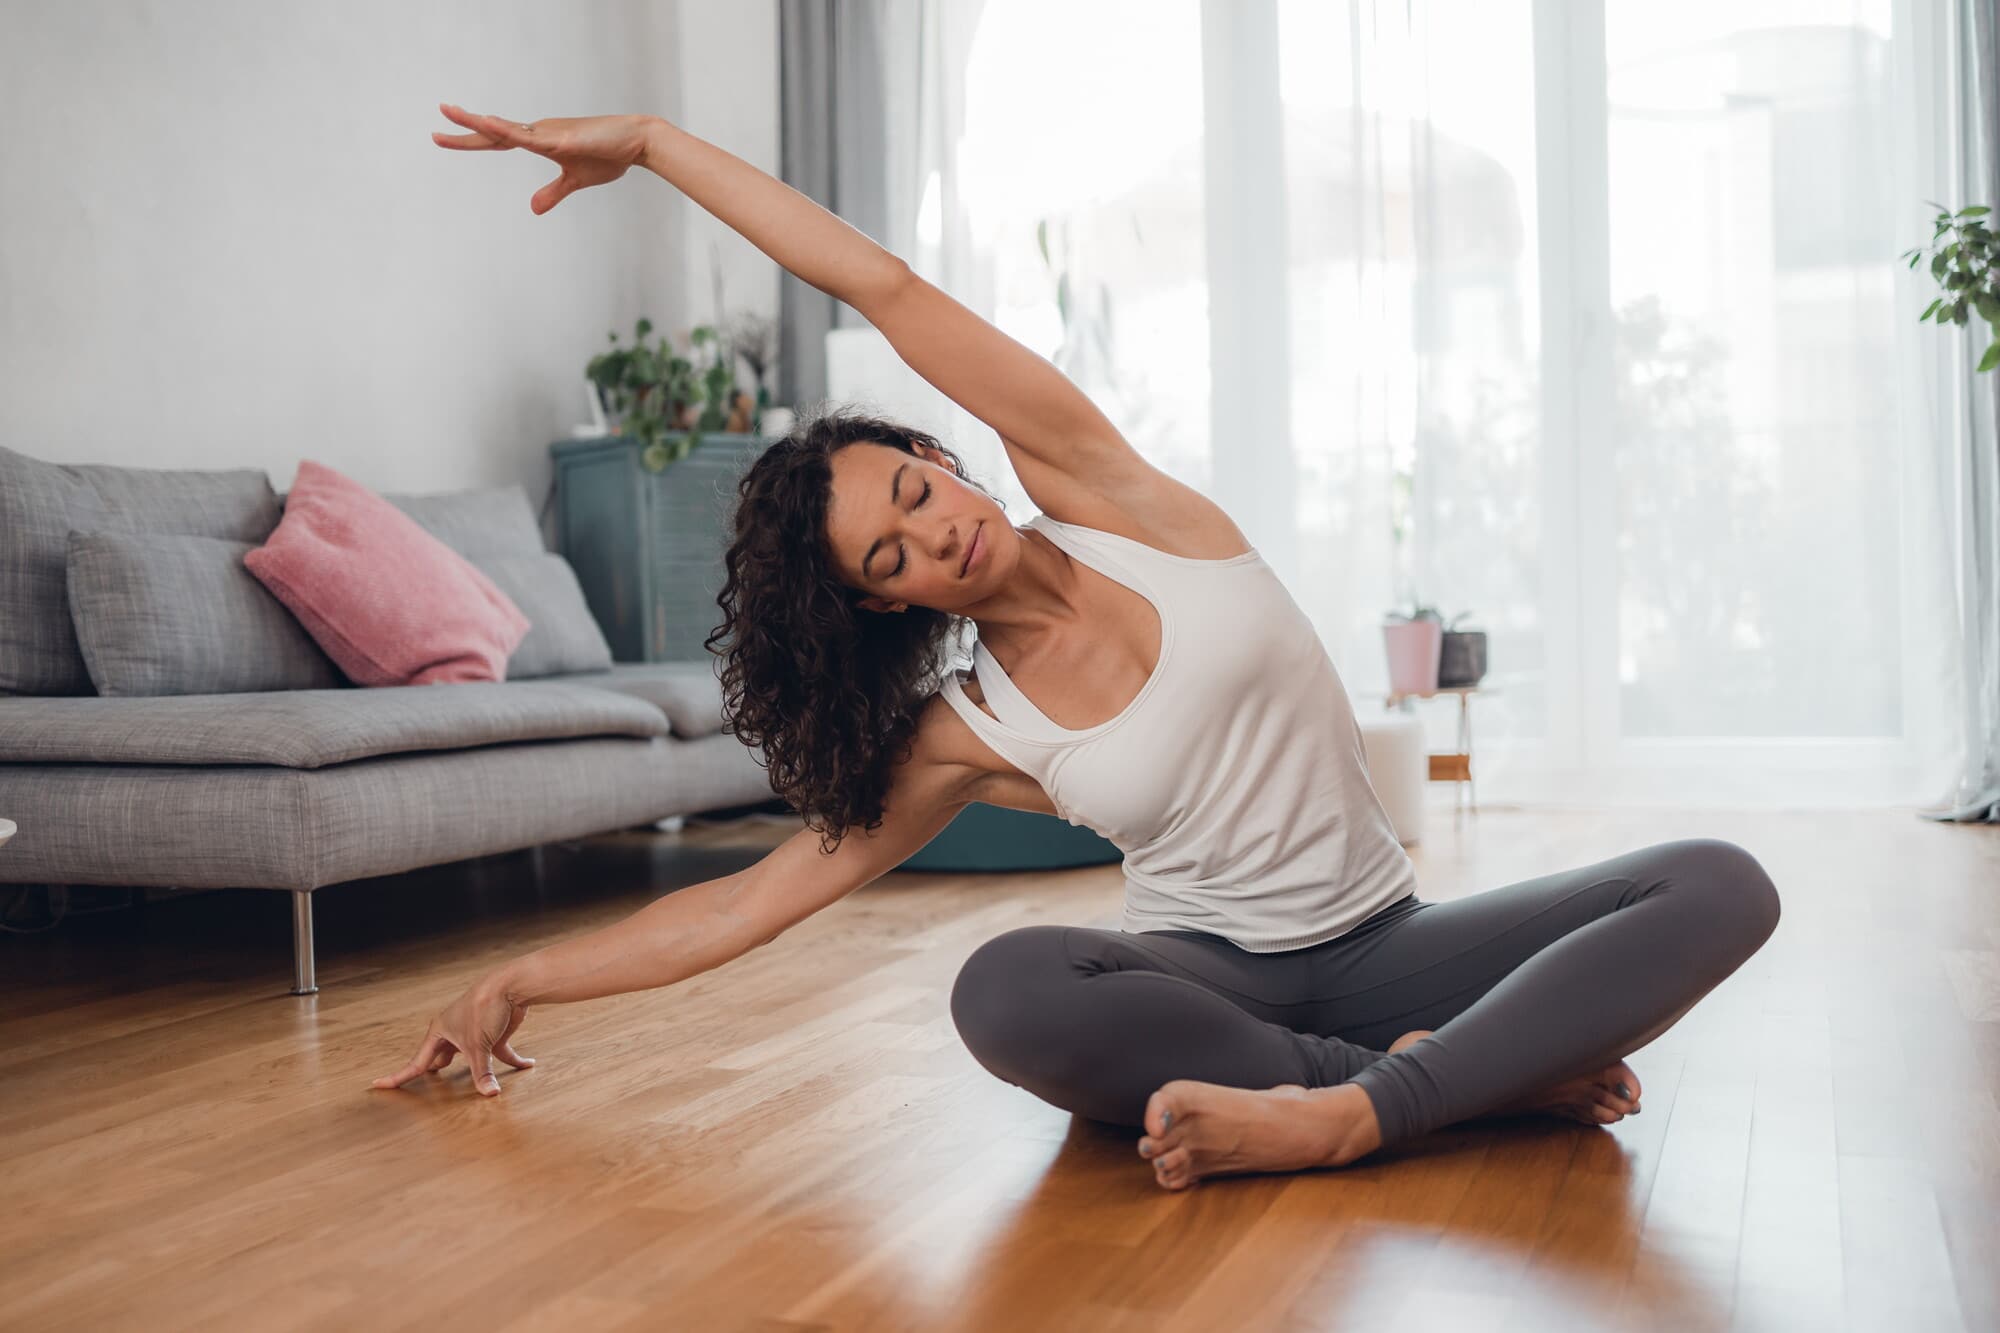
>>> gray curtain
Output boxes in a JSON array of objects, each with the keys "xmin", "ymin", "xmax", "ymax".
[
  {"xmin": 1931, "ymin": 0, "xmax": 2000, "ymax": 822},
  {"xmin": 777, "ymin": 0, "xmax": 893, "ymax": 411}
]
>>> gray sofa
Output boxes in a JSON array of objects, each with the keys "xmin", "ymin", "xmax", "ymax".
[{"xmin": 0, "ymin": 446, "xmax": 778, "ymax": 994}]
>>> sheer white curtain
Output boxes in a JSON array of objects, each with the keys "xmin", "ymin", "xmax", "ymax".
[{"xmin": 894, "ymin": 0, "xmax": 1965, "ymax": 810}]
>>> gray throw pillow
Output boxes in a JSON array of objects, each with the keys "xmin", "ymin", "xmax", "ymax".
[
  {"xmin": 0, "ymin": 444, "xmax": 282, "ymax": 696},
  {"xmin": 65, "ymin": 531, "xmax": 347, "ymax": 696}
]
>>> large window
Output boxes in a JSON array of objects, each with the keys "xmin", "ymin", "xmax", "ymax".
[
  {"xmin": 959, "ymin": 0, "xmax": 1209, "ymax": 516},
  {"xmin": 954, "ymin": 0, "xmax": 1949, "ymax": 805},
  {"xmin": 1604, "ymin": 3, "xmax": 1900, "ymax": 740}
]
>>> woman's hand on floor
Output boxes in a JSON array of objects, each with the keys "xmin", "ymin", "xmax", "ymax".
[
  {"xmin": 432, "ymin": 103, "xmax": 655, "ymax": 215},
  {"xmin": 370, "ymin": 972, "xmax": 535, "ymax": 1097}
]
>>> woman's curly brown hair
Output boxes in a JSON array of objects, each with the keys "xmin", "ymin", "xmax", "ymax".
[{"xmin": 704, "ymin": 405, "xmax": 1005, "ymax": 853}]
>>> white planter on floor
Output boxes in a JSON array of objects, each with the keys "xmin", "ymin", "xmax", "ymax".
[{"xmin": 1356, "ymin": 711, "xmax": 1426, "ymax": 846}]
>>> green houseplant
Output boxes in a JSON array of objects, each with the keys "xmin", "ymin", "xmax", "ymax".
[
  {"xmin": 1903, "ymin": 202, "xmax": 2000, "ymax": 372},
  {"xmin": 586, "ymin": 318, "xmax": 752, "ymax": 472}
]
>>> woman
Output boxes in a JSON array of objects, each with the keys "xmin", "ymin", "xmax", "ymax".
[{"xmin": 374, "ymin": 104, "xmax": 1782, "ymax": 1192}]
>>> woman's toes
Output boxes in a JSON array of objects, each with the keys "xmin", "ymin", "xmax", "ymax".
[
  {"xmin": 1599, "ymin": 1061, "xmax": 1642, "ymax": 1103},
  {"xmin": 1145, "ymin": 1080, "xmax": 1205, "ymax": 1141},
  {"xmin": 1596, "ymin": 1082, "xmax": 1639, "ymax": 1115},
  {"xmin": 1153, "ymin": 1147, "xmax": 1194, "ymax": 1189}
]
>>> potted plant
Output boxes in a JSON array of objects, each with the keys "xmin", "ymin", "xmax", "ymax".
[
  {"xmin": 586, "ymin": 318, "xmax": 751, "ymax": 473},
  {"xmin": 1382, "ymin": 600, "xmax": 1443, "ymax": 694},
  {"xmin": 718, "ymin": 309, "xmax": 782, "ymax": 426},
  {"xmin": 1903, "ymin": 201, "xmax": 2000, "ymax": 370},
  {"xmin": 1437, "ymin": 612, "xmax": 1487, "ymax": 688}
]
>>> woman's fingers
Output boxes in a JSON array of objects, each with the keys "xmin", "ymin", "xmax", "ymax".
[
  {"xmin": 472, "ymin": 1046, "xmax": 501, "ymax": 1096},
  {"xmin": 531, "ymin": 173, "xmax": 573, "ymax": 215},
  {"xmin": 494, "ymin": 1038, "xmax": 535, "ymax": 1069},
  {"xmin": 437, "ymin": 103, "xmax": 538, "ymax": 150},
  {"xmin": 432, "ymin": 129, "xmax": 503, "ymax": 151},
  {"xmin": 372, "ymin": 1032, "xmax": 446, "ymax": 1089}
]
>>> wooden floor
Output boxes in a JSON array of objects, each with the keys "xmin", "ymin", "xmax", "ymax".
[{"xmin": 3, "ymin": 801, "xmax": 1997, "ymax": 1332}]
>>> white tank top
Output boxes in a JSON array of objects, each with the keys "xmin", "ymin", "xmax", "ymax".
[{"xmin": 936, "ymin": 513, "xmax": 1417, "ymax": 952}]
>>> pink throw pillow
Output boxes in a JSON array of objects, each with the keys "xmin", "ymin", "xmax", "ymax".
[{"xmin": 245, "ymin": 460, "xmax": 531, "ymax": 686}]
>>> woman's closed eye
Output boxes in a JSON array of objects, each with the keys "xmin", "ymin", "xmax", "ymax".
[{"xmin": 889, "ymin": 480, "xmax": 933, "ymax": 577}]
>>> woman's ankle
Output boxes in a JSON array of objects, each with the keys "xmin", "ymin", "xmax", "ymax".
[{"xmin": 1312, "ymin": 1083, "xmax": 1384, "ymax": 1166}]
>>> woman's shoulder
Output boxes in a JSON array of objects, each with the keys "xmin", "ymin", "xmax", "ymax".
[
  {"xmin": 915, "ymin": 676, "xmax": 1010, "ymax": 774},
  {"xmin": 915, "ymin": 675, "xmax": 1061, "ymax": 815}
]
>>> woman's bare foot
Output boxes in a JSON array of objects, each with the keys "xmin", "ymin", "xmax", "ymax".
[
  {"xmin": 1135, "ymin": 1081, "xmax": 1382, "ymax": 1191},
  {"xmin": 1388, "ymin": 1029, "xmax": 1644, "ymax": 1126}
]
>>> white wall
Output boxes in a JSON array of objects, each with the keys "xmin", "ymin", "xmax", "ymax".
[
  {"xmin": 672, "ymin": 0, "xmax": 782, "ymax": 340},
  {"xmin": 0, "ymin": 0, "xmax": 780, "ymax": 525}
]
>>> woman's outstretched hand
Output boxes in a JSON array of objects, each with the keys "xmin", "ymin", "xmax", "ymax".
[
  {"xmin": 370, "ymin": 970, "xmax": 536, "ymax": 1097},
  {"xmin": 432, "ymin": 102, "xmax": 654, "ymax": 215}
]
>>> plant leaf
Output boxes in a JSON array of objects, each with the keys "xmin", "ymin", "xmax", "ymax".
[
  {"xmin": 1933, "ymin": 251, "xmax": 1951, "ymax": 280},
  {"xmin": 1960, "ymin": 205, "xmax": 1992, "ymax": 217},
  {"xmin": 1980, "ymin": 340, "xmax": 2000, "ymax": 373},
  {"xmin": 1923, "ymin": 297, "xmax": 1945, "ymax": 321}
]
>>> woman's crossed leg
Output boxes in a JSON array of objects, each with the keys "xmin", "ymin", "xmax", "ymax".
[{"xmin": 948, "ymin": 837, "xmax": 1781, "ymax": 1189}]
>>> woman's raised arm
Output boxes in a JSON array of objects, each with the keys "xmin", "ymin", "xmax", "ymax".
[
  {"xmin": 433, "ymin": 104, "xmax": 1143, "ymax": 495},
  {"xmin": 435, "ymin": 104, "xmax": 907, "ymax": 318}
]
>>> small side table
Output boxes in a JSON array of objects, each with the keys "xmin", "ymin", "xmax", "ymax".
[{"xmin": 1383, "ymin": 684, "xmax": 1495, "ymax": 822}]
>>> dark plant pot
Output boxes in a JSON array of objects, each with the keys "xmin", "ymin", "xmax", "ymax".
[{"xmin": 1438, "ymin": 630, "xmax": 1487, "ymax": 688}]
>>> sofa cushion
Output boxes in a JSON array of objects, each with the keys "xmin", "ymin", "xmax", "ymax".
[
  {"xmin": 558, "ymin": 661, "xmax": 730, "ymax": 740},
  {"xmin": 66, "ymin": 531, "xmax": 347, "ymax": 696},
  {"xmin": 0, "ymin": 445, "xmax": 282, "ymax": 697},
  {"xmin": 387, "ymin": 483, "xmax": 546, "ymax": 555},
  {"xmin": 246, "ymin": 460, "xmax": 530, "ymax": 686},
  {"xmin": 0, "ymin": 680, "xmax": 669, "ymax": 769}
]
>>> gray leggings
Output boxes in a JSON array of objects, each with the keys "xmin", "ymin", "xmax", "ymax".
[{"xmin": 948, "ymin": 837, "xmax": 1780, "ymax": 1147}]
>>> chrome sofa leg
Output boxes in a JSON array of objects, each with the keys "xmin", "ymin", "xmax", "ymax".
[{"xmin": 290, "ymin": 890, "xmax": 318, "ymax": 995}]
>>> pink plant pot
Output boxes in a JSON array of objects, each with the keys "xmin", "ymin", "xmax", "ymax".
[{"xmin": 1382, "ymin": 620, "xmax": 1443, "ymax": 694}]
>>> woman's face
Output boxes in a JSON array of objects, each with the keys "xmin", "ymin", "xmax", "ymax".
[{"xmin": 823, "ymin": 441, "xmax": 1011, "ymax": 615}]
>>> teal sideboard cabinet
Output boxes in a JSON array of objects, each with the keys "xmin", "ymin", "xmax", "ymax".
[{"xmin": 550, "ymin": 432, "xmax": 772, "ymax": 662}]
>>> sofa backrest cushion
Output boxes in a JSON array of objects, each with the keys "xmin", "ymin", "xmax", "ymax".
[
  {"xmin": 474, "ymin": 552, "xmax": 615, "ymax": 679},
  {"xmin": 66, "ymin": 531, "xmax": 347, "ymax": 696},
  {"xmin": 0, "ymin": 445, "xmax": 282, "ymax": 696}
]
